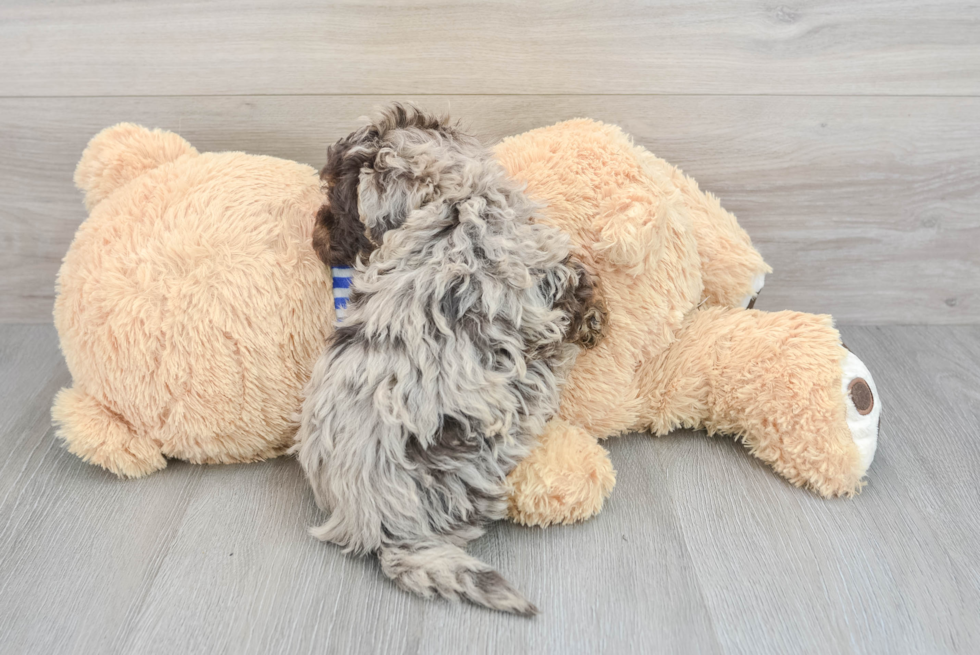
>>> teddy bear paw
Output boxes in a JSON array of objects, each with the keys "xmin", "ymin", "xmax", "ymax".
[
  {"xmin": 740, "ymin": 272, "xmax": 767, "ymax": 309},
  {"xmin": 507, "ymin": 446, "xmax": 616, "ymax": 527},
  {"xmin": 841, "ymin": 349, "xmax": 881, "ymax": 477}
]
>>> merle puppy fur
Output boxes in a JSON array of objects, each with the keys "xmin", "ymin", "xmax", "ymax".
[{"xmin": 297, "ymin": 105, "xmax": 605, "ymax": 615}]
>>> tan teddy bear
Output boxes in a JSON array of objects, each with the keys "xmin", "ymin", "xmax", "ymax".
[
  {"xmin": 53, "ymin": 121, "xmax": 880, "ymax": 529},
  {"xmin": 496, "ymin": 120, "xmax": 880, "ymax": 526},
  {"xmin": 53, "ymin": 124, "xmax": 331, "ymax": 476}
]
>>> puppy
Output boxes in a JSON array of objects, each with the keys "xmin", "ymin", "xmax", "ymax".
[{"xmin": 296, "ymin": 105, "xmax": 605, "ymax": 614}]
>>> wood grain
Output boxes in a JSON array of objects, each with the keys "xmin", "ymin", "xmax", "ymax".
[
  {"xmin": 2, "ymin": 95, "xmax": 977, "ymax": 324},
  {"xmin": 1, "ymin": 324, "xmax": 978, "ymax": 654},
  {"xmin": 661, "ymin": 322, "xmax": 980, "ymax": 653},
  {"xmin": 2, "ymin": 1, "xmax": 977, "ymax": 651},
  {"xmin": 1, "ymin": 0, "xmax": 979, "ymax": 97},
  {"xmin": 0, "ymin": 324, "xmax": 70, "ymax": 504}
]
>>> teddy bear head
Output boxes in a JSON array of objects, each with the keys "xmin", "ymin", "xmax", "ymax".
[{"xmin": 53, "ymin": 124, "xmax": 332, "ymax": 477}]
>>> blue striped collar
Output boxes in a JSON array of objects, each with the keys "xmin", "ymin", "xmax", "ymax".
[{"xmin": 331, "ymin": 266, "xmax": 354, "ymax": 323}]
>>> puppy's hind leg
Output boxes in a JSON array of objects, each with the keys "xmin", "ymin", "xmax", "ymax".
[{"xmin": 379, "ymin": 541, "xmax": 538, "ymax": 616}]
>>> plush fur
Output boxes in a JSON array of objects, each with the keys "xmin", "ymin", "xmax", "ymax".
[
  {"xmin": 53, "ymin": 118, "xmax": 880, "ymax": 536},
  {"xmin": 495, "ymin": 120, "xmax": 879, "ymax": 525},
  {"xmin": 52, "ymin": 124, "xmax": 331, "ymax": 477},
  {"xmin": 295, "ymin": 106, "xmax": 604, "ymax": 615}
]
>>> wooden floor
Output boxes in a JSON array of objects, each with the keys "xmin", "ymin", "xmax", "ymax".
[
  {"xmin": 1, "ymin": 324, "xmax": 979, "ymax": 654},
  {"xmin": 3, "ymin": 1, "xmax": 980, "ymax": 653},
  {"xmin": 2, "ymin": 1, "xmax": 979, "ymax": 325}
]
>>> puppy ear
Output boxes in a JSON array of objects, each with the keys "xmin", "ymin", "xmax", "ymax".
[
  {"xmin": 356, "ymin": 146, "xmax": 434, "ymax": 244},
  {"xmin": 356, "ymin": 165, "xmax": 390, "ymax": 239},
  {"xmin": 315, "ymin": 131, "xmax": 379, "ymax": 268},
  {"xmin": 315, "ymin": 104, "xmax": 452, "ymax": 267}
]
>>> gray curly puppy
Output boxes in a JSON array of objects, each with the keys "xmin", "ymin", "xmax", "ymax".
[{"xmin": 296, "ymin": 105, "xmax": 605, "ymax": 615}]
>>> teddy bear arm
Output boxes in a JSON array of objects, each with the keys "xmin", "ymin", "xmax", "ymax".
[
  {"xmin": 637, "ymin": 306, "xmax": 880, "ymax": 497},
  {"xmin": 506, "ymin": 418, "xmax": 616, "ymax": 527},
  {"xmin": 685, "ymin": 190, "xmax": 770, "ymax": 309},
  {"xmin": 633, "ymin": 147, "xmax": 770, "ymax": 309}
]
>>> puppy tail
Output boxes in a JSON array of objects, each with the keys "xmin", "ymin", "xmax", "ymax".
[{"xmin": 378, "ymin": 541, "xmax": 538, "ymax": 616}]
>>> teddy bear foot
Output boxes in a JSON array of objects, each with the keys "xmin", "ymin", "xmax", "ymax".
[
  {"xmin": 507, "ymin": 457, "xmax": 615, "ymax": 527},
  {"xmin": 52, "ymin": 387, "xmax": 167, "ymax": 478},
  {"xmin": 740, "ymin": 272, "xmax": 767, "ymax": 309},
  {"xmin": 841, "ymin": 349, "xmax": 881, "ymax": 478},
  {"xmin": 506, "ymin": 422, "xmax": 616, "ymax": 527}
]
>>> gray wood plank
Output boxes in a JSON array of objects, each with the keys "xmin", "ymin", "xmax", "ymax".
[
  {"xmin": 2, "ymin": 325, "xmax": 980, "ymax": 653},
  {"xmin": 0, "ymin": 328, "xmax": 720, "ymax": 655},
  {"xmin": 0, "ymin": 324, "xmax": 70, "ymax": 503},
  {"xmin": 1, "ymin": 95, "xmax": 977, "ymax": 324},
  {"xmin": 2, "ymin": 0, "xmax": 979, "ymax": 97},
  {"xmin": 655, "ymin": 325, "xmax": 980, "ymax": 654},
  {"xmin": 0, "ymin": 326, "xmax": 209, "ymax": 654},
  {"xmin": 112, "ymin": 445, "xmax": 720, "ymax": 655}
]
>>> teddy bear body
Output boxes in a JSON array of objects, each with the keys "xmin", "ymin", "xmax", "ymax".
[
  {"xmin": 495, "ymin": 120, "xmax": 879, "ymax": 525},
  {"xmin": 53, "ymin": 121, "xmax": 880, "ymax": 528},
  {"xmin": 53, "ymin": 125, "xmax": 331, "ymax": 477},
  {"xmin": 496, "ymin": 119, "xmax": 764, "ymax": 437}
]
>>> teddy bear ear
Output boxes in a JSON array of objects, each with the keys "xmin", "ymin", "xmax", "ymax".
[{"xmin": 74, "ymin": 123, "xmax": 198, "ymax": 210}]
